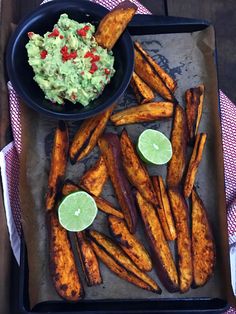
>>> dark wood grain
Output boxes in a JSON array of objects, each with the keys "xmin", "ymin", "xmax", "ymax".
[
  {"xmin": 139, "ymin": 0, "xmax": 166, "ymax": 15},
  {"xmin": 167, "ymin": 0, "xmax": 236, "ymax": 103}
]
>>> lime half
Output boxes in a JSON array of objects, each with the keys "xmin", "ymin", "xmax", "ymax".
[
  {"xmin": 58, "ymin": 191, "xmax": 98, "ymax": 232},
  {"xmin": 137, "ymin": 129, "xmax": 172, "ymax": 165}
]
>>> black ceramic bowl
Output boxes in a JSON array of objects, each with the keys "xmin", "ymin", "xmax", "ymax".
[{"xmin": 6, "ymin": 0, "xmax": 134, "ymax": 120}]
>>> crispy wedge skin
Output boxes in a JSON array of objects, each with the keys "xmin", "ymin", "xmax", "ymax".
[
  {"xmin": 69, "ymin": 105, "xmax": 114, "ymax": 164},
  {"xmin": 152, "ymin": 176, "xmax": 177, "ymax": 241},
  {"xmin": 88, "ymin": 230, "xmax": 160, "ymax": 293},
  {"xmin": 46, "ymin": 121, "xmax": 69, "ymax": 212},
  {"xmin": 168, "ymin": 189, "xmax": 193, "ymax": 293},
  {"xmin": 80, "ymin": 155, "xmax": 108, "ymax": 196},
  {"xmin": 98, "ymin": 133, "xmax": 137, "ymax": 233},
  {"xmin": 136, "ymin": 192, "xmax": 179, "ymax": 292},
  {"xmin": 90, "ymin": 239, "xmax": 157, "ymax": 293},
  {"xmin": 76, "ymin": 231, "xmax": 102, "ymax": 286},
  {"xmin": 49, "ymin": 211, "xmax": 84, "ymax": 300},
  {"xmin": 110, "ymin": 102, "xmax": 174, "ymax": 126},
  {"xmin": 134, "ymin": 42, "xmax": 177, "ymax": 92},
  {"xmin": 192, "ymin": 188, "xmax": 215, "ymax": 287},
  {"xmin": 94, "ymin": 196, "xmax": 124, "ymax": 218},
  {"xmin": 69, "ymin": 116, "xmax": 98, "ymax": 164},
  {"xmin": 185, "ymin": 85, "xmax": 204, "ymax": 141},
  {"xmin": 95, "ymin": 1, "xmax": 137, "ymax": 50},
  {"xmin": 62, "ymin": 180, "xmax": 124, "ymax": 218},
  {"xmin": 183, "ymin": 133, "xmax": 207, "ymax": 198},
  {"xmin": 130, "ymin": 72, "xmax": 155, "ymax": 104},
  {"xmin": 108, "ymin": 215, "xmax": 152, "ymax": 272},
  {"xmin": 120, "ymin": 129, "xmax": 158, "ymax": 206},
  {"xmin": 167, "ymin": 104, "xmax": 188, "ymax": 188},
  {"xmin": 134, "ymin": 44, "xmax": 175, "ymax": 102},
  {"xmin": 62, "ymin": 179, "xmax": 79, "ymax": 196}
]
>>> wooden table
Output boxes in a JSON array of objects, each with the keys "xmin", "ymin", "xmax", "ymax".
[{"xmin": 1, "ymin": 0, "xmax": 235, "ymax": 313}]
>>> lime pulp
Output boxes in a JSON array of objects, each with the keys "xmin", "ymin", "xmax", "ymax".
[
  {"xmin": 137, "ymin": 129, "xmax": 172, "ymax": 165},
  {"xmin": 58, "ymin": 191, "xmax": 98, "ymax": 232}
]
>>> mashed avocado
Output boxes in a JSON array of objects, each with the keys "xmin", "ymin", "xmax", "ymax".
[{"xmin": 26, "ymin": 14, "xmax": 115, "ymax": 106}]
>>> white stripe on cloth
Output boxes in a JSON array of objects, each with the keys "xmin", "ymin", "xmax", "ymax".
[
  {"xmin": 0, "ymin": 142, "xmax": 21, "ymax": 264},
  {"xmin": 41, "ymin": 0, "xmax": 151, "ymax": 13}
]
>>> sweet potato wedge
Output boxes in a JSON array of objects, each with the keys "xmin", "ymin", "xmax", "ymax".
[
  {"xmin": 168, "ymin": 188, "xmax": 192, "ymax": 293},
  {"xmin": 46, "ymin": 121, "xmax": 69, "ymax": 212},
  {"xmin": 69, "ymin": 105, "xmax": 115, "ymax": 164},
  {"xmin": 134, "ymin": 43, "xmax": 176, "ymax": 102},
  {"xmin": 120, "ymin": 129, "xmax": 158, "ymax": 206},
  {"xmin": 183, "ymin": 133, "xmax": 207, "ymax": 198},
  {"xmin": 88, "ymin": 230, "xmax": 160, "ymax": 293},
  {"xmin": 185, "ymin": 85, "xmax": 204, "ymax": 142},
  {"xmin": 49, "ymin": 211, "xmax": 84, "ymax": 300},
  {"xmin": 95, "ymin": 1, "xmax": 137, "ymax": 50},
  {"xmin": 90, "ymin": 239, "xmax": 157, "ymax": 293},
  {"xmin": 62, "ymin": 180, "xmax": 124, "ymax": 218},
  {"xmin": 191, "ymin": 188, "xmax": 215, "ymax": 287},
  {"xmin": 62, "ymin": 179, "xmax": 79, "ymax": 196},
  {"xmin": 110, "ymin": 102, "xmax": 174, "ymax": 126},
  {"xmin": 166, "ymin": 104, "xmax": 188, "ymax": 188},
  {"xmin": 130, "ymin": 72, "xmax": 155, "ymax": 104},
  {"xmin": 98, "ymin": 133, "xmax": 137, "ymax": 233},
  {"xmin": 134, "ymin": 41, "xmax": 177, "ymax": 92},
  {"xmin": 108, "ymin": 215, "xmax": 152, "ymax": 272},
  {"xmin": 94, "ymin": 197, "xmax": 124, "ymax": 219},
  {"xmin": 152, "ymin": 176, "xmax": 177, "ymax": 241},
  {"xmin": 136, "ymin": 192, "xmax": 179, "ymax": 292},
  {"xmin": 76, "ymin": 231, "xmax": 102, "ymax": 286},
  {"xmin": 80, "ymin": 155, "xmax": 108, "ymax": 196}
]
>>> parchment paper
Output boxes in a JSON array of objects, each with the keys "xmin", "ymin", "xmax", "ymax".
[{"xmin": 19, "ymin": 26, "xmax": 230, "ymax": 309}]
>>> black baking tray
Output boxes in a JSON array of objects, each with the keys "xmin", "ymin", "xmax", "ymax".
[{"xmin": 18, "ymin": 14, "xmax": 231, "ymax": 314}]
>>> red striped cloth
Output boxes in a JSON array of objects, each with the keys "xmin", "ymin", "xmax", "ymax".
[{"xmin": 0, "ymin": 0, "xmax": 235, "ymax": 312}]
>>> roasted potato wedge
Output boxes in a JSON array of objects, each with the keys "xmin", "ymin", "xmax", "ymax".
[
  {"xmin": 134, "ymin": 41, "xmax": 177, "ymax": 92},
  {"xmin": 134, "ymin": 43, "xmax": 175, "ymax": 102},
  {"xmin": 95, "ymin": 1, "xmax": 137, "ymax": 50},
  {"xmin": 76, "ymin": 231, "xmax": 102, "ymax": 286},
  {"xmin": 69, "ymin": 105, "xmax": 115, "ymax": 164},
  {"xmin": 191, "ymin": 188, "xmax": 215, "ymax": 287},
  {"xmin": 110, "ymin": 102, "xmax": 174, "ymax": 126},
  {"xmin": 46, "ymin": 121, "xmax": 69, "ymax": 212},
  {"xmin": 108, "ymin": 215, "xmax": 152, "ymax": 272},
  {"xmin": 98, "ymin": 133, "xmax": 137, "ymax": 233},
  {"xmin": 62, "ymin": 180, "xmax": 124, "ymax": 218},
  {"xmin": 90, "ymin": 239, "xmax": 157, "ymax": 293},
  {"xmin": 49, "ymin": 211, "xmax": 84, "ymax": 300},
  {"xmin": 185, "ymin": 85, "xmax": 204, "ymax": 142},
  {"xmin": 168, "ymin": 188, "xmax": 192, "ymax": 293},
  {"xmin": 130, "ymin": 72, "xmax": 155, "ymax": 104},
  {"xmin": 167, "ymin": 104, "xmax": 188, "ymax": 188},
  {"xmin": 88, "ymin": 230, "xmax": 160, "ymax": 293},
  {"xmin": 152, "ymin": 176, "xmax": 177, "ymax": 241},
  {"xmin": 120, "ymin": 129, "xmax": 158, "ymax": 206},
  {"xmin": 183, "ymin": 133, "xmax": 207, "ymax": 198},
  {"xmin": 94, "ymin": 197, "xmax": 124, "ymax": 219},
  {"xmin": 80, "ymin": 155, "xmax": 108, "ymax": 196},
  {"xmin": 136, "ymin": 192, "xmax": 179, "ymax": 292},
  {"xmin": 62, "ymin": 179, "xmax": 79, "ymax": 196}
]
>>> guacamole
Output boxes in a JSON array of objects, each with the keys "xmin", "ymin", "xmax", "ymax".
[{"xmin": 26, "ymin": 14, "xmax": 115, "ymax": 106}]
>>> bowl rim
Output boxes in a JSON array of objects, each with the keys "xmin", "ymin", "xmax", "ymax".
[{"xmin": 6, "ymin": 0, "xmax": 134, "ymax": 120}]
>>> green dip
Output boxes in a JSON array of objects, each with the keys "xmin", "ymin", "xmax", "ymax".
[{"xmin": 26, "ymin": 14, "xmax": 115, "ymax": 106}]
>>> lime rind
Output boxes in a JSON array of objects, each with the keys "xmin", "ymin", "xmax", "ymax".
[
  {"xmin": 58, "ymin": 191, "xmax": 98, "ymax": 232},
  {"xmin": 137, "ymin": 129, "xmax": 172, "ymax": 165}
]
